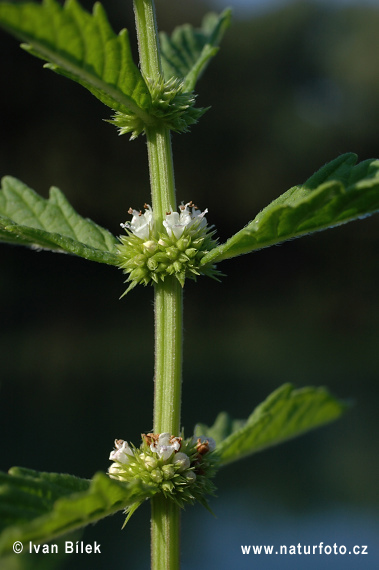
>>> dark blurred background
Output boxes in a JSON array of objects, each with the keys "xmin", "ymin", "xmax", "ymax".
[{"xmin": 1, "ymin": 0, "xmax": 378, "ymax": 568}]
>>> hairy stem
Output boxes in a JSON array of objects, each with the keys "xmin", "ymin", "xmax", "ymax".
[
  {"xmin": 133, "ymin": 0, "xmax": 162, "ymax": 80},
  {"xmin": 150, "ymin": 482, "xmax": 181, "ymax": 570},
  {"xmin": 146, "ymin": 127, "xmax": 176, "ymax": 231},
  {"xmin": 133, "ymin": 1, "xmax": 182, "ymax": 569},
  {"xmin": 153, "ymin": 277, "xmax": 183, "ymax": 434}
]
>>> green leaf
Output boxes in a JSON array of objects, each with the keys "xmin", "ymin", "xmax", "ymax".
[
  {"xmin": 195, "ymin": 384, "xmax": 348, "ymax": 466},
  {"xmin": 0, "ymin": 0, "xmax": 151, "ymax": 119},
  {"xmin": 160, "ymin": 8, "xmax": 232, "ymax": 92},
  {"xmin": 0, "ymin": 176, "xmax": 119, "ymax": 265},
  {"xmin": 201, "ymin": 153, "xmax": 379, "ymax": 266},
  {"xmin": 0, "ymin": 467, "xmax": 156, "ymax": 556}
]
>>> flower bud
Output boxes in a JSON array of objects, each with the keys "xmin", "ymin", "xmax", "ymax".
[
  {"xmin": 176, "ymin": 236, "xmax": 191, "ymax": 251},
  {"xmin": 184, "ymin": 248, "xmax": 197, "ymax": 259},
  {"xmin": 162, "ymin": 464, "xmax": 175, "ymax": 480},
  {"xmin": 144, "ymin": 455, "xmax": 158, "ymax": 471},
  {"xmin": 150, "ymin": 469, "xmax": 163, "ymax": 483},
  {"xmin": 161, "ymin": 480, "xmax": 175, "ymax": 493},
  {"xmin": 143, "ymin": 240, "xmax": 157, "ymax": 253},
  {"xmin": 173, "ymin": 452, "xmax": 190, "ymax": 472}
]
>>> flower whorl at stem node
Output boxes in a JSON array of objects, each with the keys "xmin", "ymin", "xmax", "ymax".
[
  {"xmin": 117, "ymin": 202, "xmax": 222, "ymax": 296},
  {"xmin": 108, "ymin": 433, "xmax": 218, "ymax": 522},
  {"xmin": 108, "ymin": 77, "xmax": 208, "ymax": 139}
]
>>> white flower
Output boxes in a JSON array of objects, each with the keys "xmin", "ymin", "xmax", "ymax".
[
  {"xmin": 150, "ymin": 433, "xmax": 182, "ymax": 461},
  {"xmin": 121, "ymin": 205, "xmax": 154, "ymax": 240},
  {"xmin": 108, "ymin": 463, "xmax": 124, "ymax": 477},
  {"xmin": 173, "ymin": 452, "xmax": 190, "ymax": 472},
  {"xmin": 163, "ymin": 202, "xmax": 208, "ymax": 240},
  {"xmin": 144, "ymin": 455, "xmax": 159, "ymax": 471},
  {"xmin": 109, "ymin": 439, "xmax": 134, "ymax": 464},
  {"xmin": 120, "ymin": 201, "xmax": 210, "ymax": 243}
]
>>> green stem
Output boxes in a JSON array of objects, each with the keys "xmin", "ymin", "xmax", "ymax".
[
  {"xmin": 149, "ymin": 127, "xmax": 182, "ymax": 569},
  {"xmin": 151, "ymin": 488, "xmax": 181, "ymax": 570},
  {"xmin": 153, "ymin": 277, "xmax": 183, "ymax": 434},
  {"xmin": 146, "ymin": 127, "xmax": 177, "ymax": 230},
  {"xmin": 133, "ymin": 2, "xmax": 182, "ymax": 569},
  {"xmin": 133, "ymin": 0, "xmax": 162, "ymax": 80},
  {"xmin": 150, "ymin": 241, "xmax": 182, "ymax": 570}
]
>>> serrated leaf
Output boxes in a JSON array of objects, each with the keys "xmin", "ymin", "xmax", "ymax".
[
  {"xmin": 195, "ymin": 384, "xmax": 348, "ymax": 466},
  {"xmin": 0, "ymin": 467, "xmax": 156, "ymax": 556},
  {"xmin": 201, "ymin": 153, "xmax": 379, "ymax": 266},
  {"xmin": 160, "ymin": 8, "xmax": 232, "ymax": 92},
  {"xmin": 0, "ymin": 176, "xmax": 119, "ymax": 265},
  {"xmin": 0, "ymin": 0, "xmax": 151, "ymax": 118}
]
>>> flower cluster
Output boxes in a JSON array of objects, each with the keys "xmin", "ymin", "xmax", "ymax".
[
  {"xmin": 109, "ymin": 77, "xmax": 207, "ymax": 139},
  {"xmin": 117, "ymin": 202, "xmax": 221, "ymax": 295},
  {"xmin": 108, "ymin": 432, "xmax": 218, "ymax": 517}
]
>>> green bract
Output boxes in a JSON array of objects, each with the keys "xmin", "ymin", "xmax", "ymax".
[
  {"xmin": 108, "ymin": 433, "xmax": 218, "ymax": 520},
  {"xmin": 117, "ymin": 203, "xmax": 221, "ymax": 295},
  {"xmin": 109, "ymin": 77, "xmax": 207, "ymax": 139}
]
